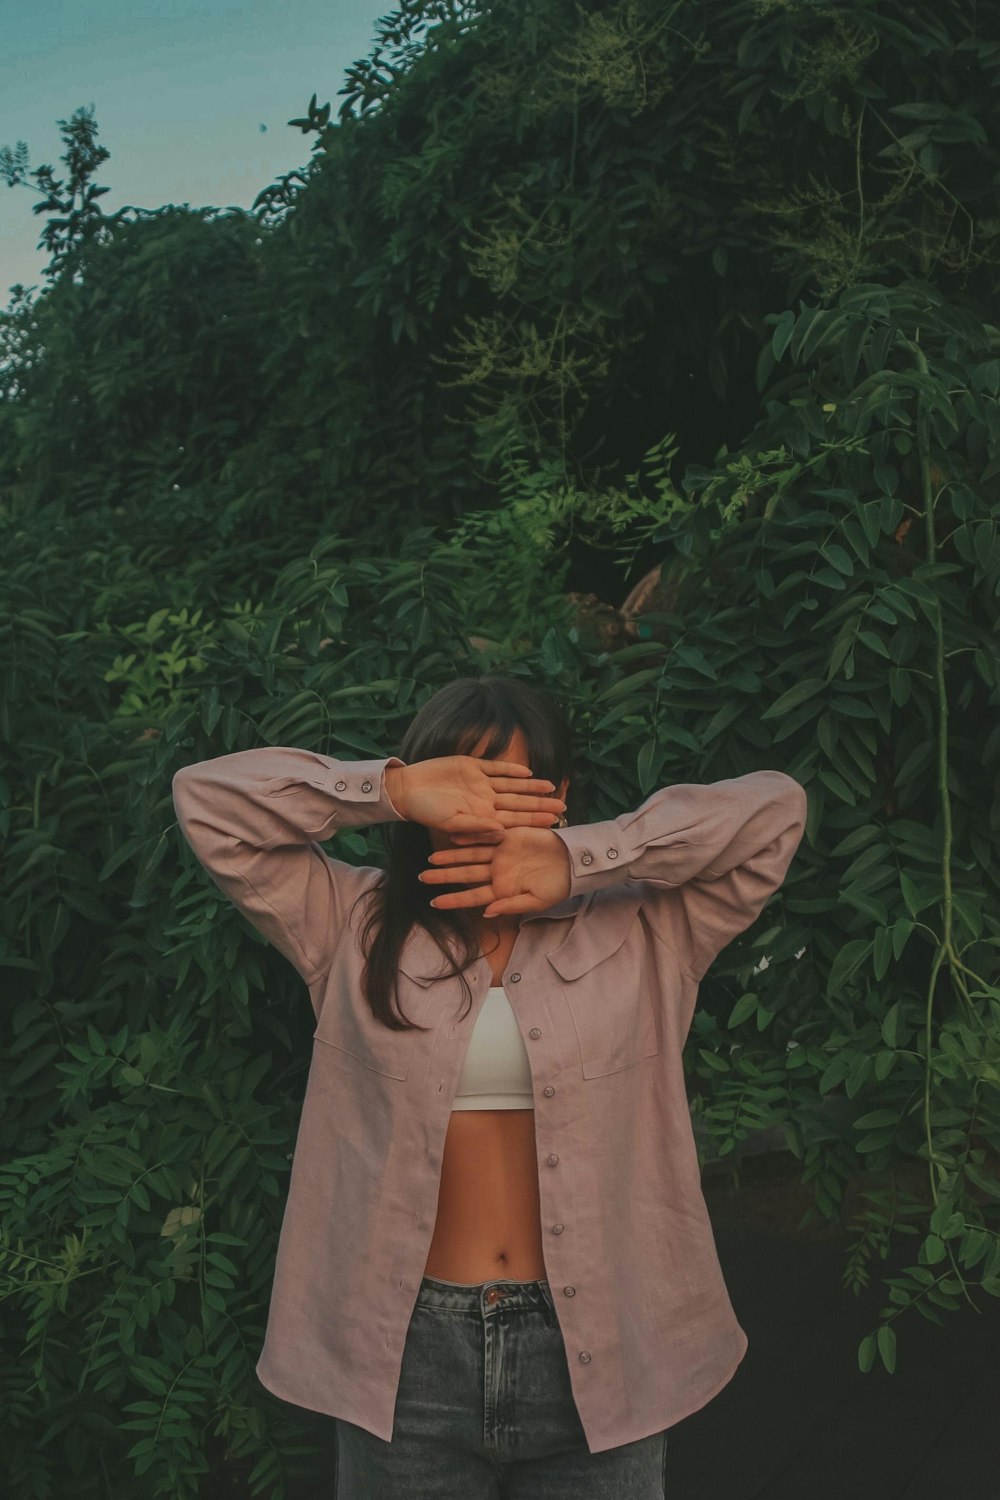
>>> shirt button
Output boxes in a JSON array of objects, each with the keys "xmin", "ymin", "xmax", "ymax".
[
  {"xmin": 334, "ymin": 780, "xmax": 347, "ymax": 791},
  {"xmin": 607, "ymin": 847, "xmax": 619, "ymax": 859},
  {"xmin": 579, "ymin": 1351, "xmax": 592, "ymax": 1364},
  {"xmin": 547, "ymin": 1153, "xmax": 559, "ymax": 1166},
  {"xmin": 529, "ymin": 1027, "xmax": 541, "ymax": 1039},
  {"xmin": 543, "ymin": 1085, "xmax": 555, "ymax": 1097},
  {"xmin": 361, "ymin": 779, "xmax": 373, "ymax": 792},
  {"xmin": 580, "ymin": 852, "xmax": 593, "ymax": 866},
  {"xmin": 509, "ymin": 972, "xmax": 520, "ymax": 982},
  {"xmin": 551, "ymin": 1224, "xmax": 564, "ymax": 1234},
  {"xmin": 563, "ymin": 1286, "xmax": 576, "ymax": 1297}
]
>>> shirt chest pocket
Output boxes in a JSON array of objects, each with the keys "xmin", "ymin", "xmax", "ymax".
[{"xmin": 546, "ymin": 895, "xmax": 659, "ymax": 1079}]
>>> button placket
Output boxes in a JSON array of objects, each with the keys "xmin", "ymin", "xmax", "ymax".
[{"xmin": 513, "ymin": 958, "xmax": 591, "ymax": 1371}]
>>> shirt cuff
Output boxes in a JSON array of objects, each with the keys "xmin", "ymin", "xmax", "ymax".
[
  {"xmin": 321, "ymin": 756, "xmax": 407, "ymax": 824},
  {"xmin": 551, "ymin": 818, "xmax": 648, "ymax": 897}
]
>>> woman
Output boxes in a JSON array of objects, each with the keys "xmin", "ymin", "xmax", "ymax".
[{"xmin": 172, "ymin": 672, "xmax": 808, "ymax": 1498}]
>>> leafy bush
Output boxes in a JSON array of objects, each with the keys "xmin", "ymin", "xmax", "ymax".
[{"xmin": 3, "ymin": 0, "xmax": 1000, "ymax": 1494}]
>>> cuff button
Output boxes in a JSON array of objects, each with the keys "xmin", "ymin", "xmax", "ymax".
[
  {"xmin": 607, "ymin": 848, "xmax": 619, "ymax": 859},
  {"xmin": 580, "ymin": 852, "xmax": 593, "ymax": 866},
  {"xmin": 334, "ymin": 780, "xmax": 348, "ymax": 791},
  {"xmin": 361, "ymin": 780, "xmax": 373, "ymax": 792}
]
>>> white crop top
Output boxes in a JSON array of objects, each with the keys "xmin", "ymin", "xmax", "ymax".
[{"xmin": 451, "ymin": 986, "xmax": 534, "ymax": 1110}]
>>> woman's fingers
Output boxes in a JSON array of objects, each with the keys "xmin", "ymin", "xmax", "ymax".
[
  {"xmin": 473, "ymin": 760, "xmax": 559, "ymax": 795},
  {"xmin": 482, "ymin": 895, "xmax": 544, "ymax": 918},
  {"xmin": 495, "ymin": 810, "xmax": 567, "ymax": 827},
  {"xmin": 473, "ymin": 759, "xmax": 536, "ymax": 778},
  {"xmin": 493, "ymin": 793, "xmax": 565, "ymax": 813},
  {"xmin": 426, "ymin": 846, "xmax": 497, "ymax": 864},
  {"xmin": 441, "ymin": 812, "xmax": 557, "ymax": 837},
  {"xmin": 486, "ymin": 777, "xmax": 559, "ymax": 795},
  {"xmin": 419, "ymin": 862, "xmax": 493, "ymax": 885},
  {"xmin": 428, "ymin": 884, "xmax": 494, "ymax": 909},
  {"xmin": 441, "ymin": 805, "xmax": 564, "ymax": 838}
]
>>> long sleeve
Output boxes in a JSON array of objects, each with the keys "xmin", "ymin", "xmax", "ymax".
[
  {"xmin": 171, "ymin": 747, "xmax": 407, "ymax": 986},
  {"xmin": 552, "ymin": 770, "xmax": 807, "ymax": 980}
]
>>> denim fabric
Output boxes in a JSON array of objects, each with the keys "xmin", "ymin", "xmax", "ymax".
[{"xmin": 333, "ymin": 1274, "xmax": 668, "ymax": 1498}]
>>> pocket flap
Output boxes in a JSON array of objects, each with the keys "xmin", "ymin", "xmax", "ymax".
[{"xmin": 545, "ymin": 891, "xmax": 643, "ymax": 980}]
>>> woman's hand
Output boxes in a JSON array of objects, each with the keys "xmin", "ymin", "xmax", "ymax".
[
  {"xmin": 384, "ymin": 757, "xmax": 565, "ymax": 844},
  {"xmin": 417, "ymin": 826, "xmax": 572, "ymax": 917}
]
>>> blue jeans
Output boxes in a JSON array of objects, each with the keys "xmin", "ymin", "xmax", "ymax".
[{"xmin": 334, "ymin": 1274, "xmax": 668, "ymax": 1498}]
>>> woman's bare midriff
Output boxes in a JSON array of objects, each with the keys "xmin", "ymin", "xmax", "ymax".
[{"xmin": 422, "ymin": 924, "xmax": 548, "ymax": 1284}]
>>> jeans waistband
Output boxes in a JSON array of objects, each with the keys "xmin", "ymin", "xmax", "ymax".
[{"xmin": 417, "ymin": 1273, "xmax": 555, "ymax": 1317}]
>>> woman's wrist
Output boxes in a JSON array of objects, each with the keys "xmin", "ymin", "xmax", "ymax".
[{"xmin": 383, "ymin": 764, "xmax": 408, "ymax": 819}]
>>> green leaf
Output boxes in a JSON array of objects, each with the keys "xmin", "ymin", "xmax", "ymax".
[
  {"xmin": 727, "ymin": 993, "xmax": 759, "ymax": 1028},
  {"xmin": 817, "ymin": 768, "xmax": 857, "ymax": 805},
  {"xmin": 964, "ymin": 1164, "xmax": 1000, "ymax": 1201},
  {"xmin": 899, "ymin": 872, "xmax": 922, "ymax": 918},
  {"xmin": 881, "ymin": 1001, "xmax": 902, "ymax": 1048},
  {"xmin": 820, "ymin": 543, "xmax": 854, "ymax": 575},
  {"xmin": 600, "ymin": 666, "xmax": 663, "ymax": 701},
  {"xmin": 759, "ymin": 678, "xmax": 826, "ymax": 720},
  {"xmin": 827, "ymin": 939, "xmax": 872, "ymax": 999},
  {"xmin": 853, "ymin": 1108, "xmax": 899, "ymax": 1130},
  {"xmin": 87, "ymin": 1024, "xmax": 108, "ymax": 1057},
  {"xmin": 636, "ymin": 739, "xmax": 665, "ymax": 795}
]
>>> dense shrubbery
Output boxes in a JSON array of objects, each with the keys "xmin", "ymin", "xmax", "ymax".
[{"xmin": 2, "ymin": 0, "xmax": 1000, "ymax": 1494}]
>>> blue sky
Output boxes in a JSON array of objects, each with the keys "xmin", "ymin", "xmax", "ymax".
[{"xmin": 1, "ymin": 1, "xmax": 391, "ymax": 300}]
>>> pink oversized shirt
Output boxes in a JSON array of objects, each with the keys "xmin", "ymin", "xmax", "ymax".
[{"xmin": 171, "ymin": 747, "xmax": 808, "ymax": 1454}]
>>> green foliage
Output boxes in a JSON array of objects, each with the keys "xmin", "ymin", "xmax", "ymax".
[{"xmin": 2, "ymin": 0, "xmax": 1000, "ymax": 1493}]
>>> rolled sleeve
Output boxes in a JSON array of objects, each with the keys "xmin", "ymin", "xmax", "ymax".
[
  {"xmin": 552, "ymin": 772, "xmax": 807, "ymax": 978},
  {"xmin": 172, "ymin": 748, "xmax": 407, "ymax": 984}
]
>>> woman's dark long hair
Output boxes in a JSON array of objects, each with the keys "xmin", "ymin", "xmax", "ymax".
[{"xmin": 352, "ymin": 674, "xmax": 581, "ymax": 1031}]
